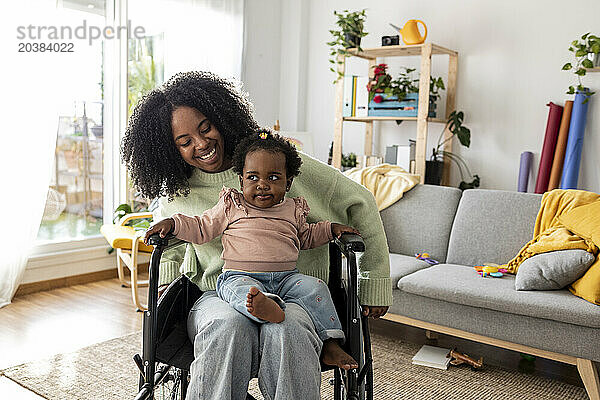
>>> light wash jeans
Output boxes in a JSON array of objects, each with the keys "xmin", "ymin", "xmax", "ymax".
[
  {"xmin": 187, "ymin": 291, "xmax": 322, "ymax": 400},
  {"xmin": 216, "ymin": 269, "xmax": 345, "ymax": 342}
]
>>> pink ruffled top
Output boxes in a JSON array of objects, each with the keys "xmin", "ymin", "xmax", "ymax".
[{"xmin": 172, "ymin": 187, "xmax": 333, "ymax": 272}]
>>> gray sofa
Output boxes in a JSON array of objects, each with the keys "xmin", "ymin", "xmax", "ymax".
[{"xmin": 379, "ymin": 184, "xmax": 600, "ymax": 399}]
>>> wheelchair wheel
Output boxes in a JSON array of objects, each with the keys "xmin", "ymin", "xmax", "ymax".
[
  {"xmin": 154, "ymin": 364, "xmax": 187, "ymax": 400},
  {"xmin": 331, "ymin": 312, "xmax": 372, "ymax": 400}
]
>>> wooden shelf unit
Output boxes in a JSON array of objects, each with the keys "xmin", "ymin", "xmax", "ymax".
[{"xmin": 332, "ymin": 43, "xmax": 458, "ymax": 183}]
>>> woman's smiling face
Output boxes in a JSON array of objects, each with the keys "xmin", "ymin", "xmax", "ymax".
[{"xmin": 171, "ymin": 106, "xmax": 231, "ymax": 173}]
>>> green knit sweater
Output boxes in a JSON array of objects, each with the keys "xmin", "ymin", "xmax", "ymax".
[{"xmin": 154, "ymin": 153, "xmax": 392, "ymax": 306}]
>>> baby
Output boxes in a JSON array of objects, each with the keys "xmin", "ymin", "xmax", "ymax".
[{"xmin": 145, "ymin": 131, "xmax": 358, "ymax": 370}]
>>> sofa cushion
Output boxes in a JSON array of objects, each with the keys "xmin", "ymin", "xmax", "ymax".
[
  {"xmin": 397, "ymin": 264, "xmax": 600, "ymax": 328},
  {"xmin": 389, "ymin": 253, "xmax": 431, "ymax": 289},
  {"xmin": 390, "ymin": 290, "xmax": 600, "ymax": 362},
  {"xmin": 515, "ymin": 250, "xmax": 595, "ymax": 291},
  {"xmin": 380, "ymin": 184, "xmax": 462, "ymax": 262},
  {"xmin": 446, "ymin": 189, "xmax": 542, "ymax": 266}
]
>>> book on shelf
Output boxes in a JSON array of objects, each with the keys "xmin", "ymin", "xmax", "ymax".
[
  {"xmin": 411, "ymin": 345, "xmax": 451, "ymax": 370},
  {"xmin": 342, "ymin": 76, "xmax": 368, "ymax": 117}
]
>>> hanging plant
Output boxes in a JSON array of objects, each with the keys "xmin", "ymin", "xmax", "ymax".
[
  {"xmin": 327, "ymin": 9, "xmax": 368, "ymax": 83},
  {"xmin": 562, "ymin": 32, "xmax": 599, "ymax": 103}
]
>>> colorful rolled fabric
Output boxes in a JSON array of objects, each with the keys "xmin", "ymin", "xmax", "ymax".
[
  {"xmin": 547, "ymin": 100, "xmax": 573, "ymax": 191},
  {"xmin": 518, "ymin": 151, "xmax": 533, "ymax": 192},
  {"xmin": 560, "ymin": 90, "xmax": 590, "ymax": 189},
  {"xmin": 535, "ymin": 102, "xmax": 563, "ymax": 194}
]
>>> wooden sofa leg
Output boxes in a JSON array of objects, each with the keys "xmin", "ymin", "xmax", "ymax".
[
  {"xmin": 577, "ymin": 358, "xmax": 600, "ymax": 400},
  {"xmin": 425, "ymin": 330, "xmax": 439, "ymax": 340}
]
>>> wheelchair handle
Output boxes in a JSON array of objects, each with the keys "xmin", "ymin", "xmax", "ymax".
[
  {"xmin": 146, "ymin": 232, "xmax": 175, "ymax": 247},
  {"xmin": 334, "ymin": 233, "xmax": 365, "ymax": 253}
]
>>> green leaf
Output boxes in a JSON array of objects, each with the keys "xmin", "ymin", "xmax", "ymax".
[
  {"xmin": 114, "ymin": 203, "xmax": 133, "ymax": 214},
  {"xmin": 572, "ymin": 40, "xmax": 579, "ymax": 46},
  {"xmin": 582, "ymin": 32, "xmax": 590, "ymax": 40},
  {"xmin": 575, "ymin": 68, "xmax": 587, "ymax": 76},
  {"xmin": 582, "ymin": 59, "xmax": 594, "ymax": 68},
  {"xmin": 562, "ymin": 62, "xmax": 572, "ymax": 70},
  {"xmin": 457, "ymin": 127, "xmax": 471, "ymax": 148},
  {"xmin": 591, "ymin": 43, "xmax": 600, "ymax": 54},
  {"xmin": 575, "ymin": 49, "xmax": 587, "ymax": 57},
  {"xmin": 566, "ymin": 86, "xmax": 575, "ymax": 94}
]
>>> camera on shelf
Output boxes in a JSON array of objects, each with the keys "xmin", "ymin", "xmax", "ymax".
[{"xmin": 381, "ymin": 35, "xmax": 399, "ymax": 46}]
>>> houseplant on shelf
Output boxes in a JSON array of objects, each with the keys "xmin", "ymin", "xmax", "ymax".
[
  {"xmin": 562, "ymin": 32, "xmax": 599, "ymax": 103},
  {"xmin": 327, "ymin": 9, "xmax": 368, "ymax": 83},
  {"xmin": 426, "ymin": 110, "xmax": 480, "ymax": 190},
  {"xmin": 367, "ymin": 63, "xmax": 444, "ymax": 117}
]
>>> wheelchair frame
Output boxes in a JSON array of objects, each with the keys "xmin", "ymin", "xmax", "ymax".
[{"xmin": 134, "ymin": 233, "xmax": 373, "ymax": 400}]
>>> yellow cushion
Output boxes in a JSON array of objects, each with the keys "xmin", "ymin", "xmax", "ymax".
[
  {"xmin": 560, "ymin": 201, "xmax": 600, "ymax": 305},
  {"xmin": 100, "ymin": 224, "xmax": 154, "ymax": 253}
]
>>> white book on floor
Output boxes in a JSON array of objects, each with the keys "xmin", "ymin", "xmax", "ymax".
[{"xmin": 411, "ymin": 345, "xmax": 451, "ymax": 370}]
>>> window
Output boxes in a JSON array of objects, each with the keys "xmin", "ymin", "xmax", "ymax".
[{"xmin": 36, "ymin": 0, "xmax": 107, "ymax": 243}]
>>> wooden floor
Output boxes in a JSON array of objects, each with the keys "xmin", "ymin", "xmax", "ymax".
[
  {"xmin": 0, "ymin": 278, "xmax": 584, "ymax": 398},
  {"xmin": 0, "ymin": 278, "xmax": 146, "ymax": 398}
]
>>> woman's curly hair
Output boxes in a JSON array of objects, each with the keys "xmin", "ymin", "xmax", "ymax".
[
  {"xmin": 232, "ymin": 130, "xmax": 303, "ymax": 179},
  {"xmin": 121, "ymin": 71, "xmax": 260, "ymax": 200}
]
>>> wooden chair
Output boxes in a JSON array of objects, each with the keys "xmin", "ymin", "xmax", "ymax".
[{"xmin": 101, "ymin": 212, "xmax": 154, "ymax": 311}]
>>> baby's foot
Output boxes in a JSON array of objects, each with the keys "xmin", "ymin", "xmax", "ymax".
[
  {"xmin": 246, "ymin": 287, "xmax": 285, "ymax": 323},
  {"xmin": 322, "ymin": 340, "xmax": 358, "ymax": 370}
]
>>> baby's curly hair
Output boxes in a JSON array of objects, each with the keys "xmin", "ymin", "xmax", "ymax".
[
  {"xmin": 232, "ymin": 130, "xmax": 303, "ymax": 179},
  {"xmin": 121, "ymin": 71, "xmax": 260, "ymax": 200}
]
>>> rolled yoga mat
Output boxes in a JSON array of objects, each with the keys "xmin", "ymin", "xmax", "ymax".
[
  {"xmin": 547, "ymin": 100, "xmax": 573, "ymax": 191},
  {"xmin": 518, "ymin": 151, "xmax": 533, "ymax": 192},
  {"xmin": 560, "ymin": 90, "xmax": 590, "ymax": 189},
  {"xmin": 534, "ymin": 102, "xmax": 563, "ymax": 194}
]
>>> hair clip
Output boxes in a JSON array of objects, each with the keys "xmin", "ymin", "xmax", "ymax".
[{"xmin": 259, "ymin": 132, "xmax": 268, "ymax": 139}]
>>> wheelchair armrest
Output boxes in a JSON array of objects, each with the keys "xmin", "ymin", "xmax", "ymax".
[{"xmin": 333, "ymin": 233, "xmax": 365, "ymax": 253}]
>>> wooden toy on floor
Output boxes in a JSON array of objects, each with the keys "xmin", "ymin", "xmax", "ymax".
[{"xmin": 450, "ymin": 349, "xmax": 483, "ymax": 369}]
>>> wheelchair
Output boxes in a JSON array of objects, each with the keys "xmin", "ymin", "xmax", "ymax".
[{"xmin": 134, "ymin": 233, "xmax": 374, "ymax": 400}]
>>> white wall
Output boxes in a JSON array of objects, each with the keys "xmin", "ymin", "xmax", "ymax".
[
  {"xmin": 242, "ymin": 0, "xmax": 282, "ymax": 128},
  {"xmin": 254, "ymin": 0, "xmax": 599, "ymax": 192}
]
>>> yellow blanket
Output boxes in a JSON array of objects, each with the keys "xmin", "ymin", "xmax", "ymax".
[
  {"xmin": 344, "ymin": 164, "xmax": 420, "ymax": 211},
  {"xmin": 505, "ymin": 189, "xmax": 600, "ymax": 273}
]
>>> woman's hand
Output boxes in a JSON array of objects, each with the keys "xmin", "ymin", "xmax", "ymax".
[
  {"xmin": 158, "ymin": 284, "xmax": 169, "ymax": 299},
  {"xmin": 331, "ymin": 223, "xmax": 360, "ymax": 238},
  {"xmin": 361, "ymin": 305, "xmax": 389, "ymax": 319},
  {"xmin": 144, "ymin": 218, "xmax": 175, "ymax": 244}
]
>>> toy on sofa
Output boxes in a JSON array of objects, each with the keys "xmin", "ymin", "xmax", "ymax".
[
  {"xmin": 415, "ymin": 252, "xmax": 439, "ymax": 265},
  {"xmin": 474, "ymin": 264, "xmax": 505, "ymax": 278}
]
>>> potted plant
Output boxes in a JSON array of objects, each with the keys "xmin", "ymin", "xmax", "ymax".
[
  {"xmin": 367, "ymin": 64, "xmax": 444, "ymax": 117},
  {"xmin": 327, "ymin": 142, "xmax": 357, "ymax": 170},
  {"xmin": 562, "ymin": 32, "xmax": 599, "ymax": 103},
  {"xmin": 107, "ymin": 199, "xmax": 152, "ymax": 254},
  {"xmin": 426, "ymin": 110, "xmax": 480, "ymax": 189},
  {"xmin": 341, "ymin": 152, "xmax": 357, "ymax": 171},
  {"xmin": 327, "ymin": 9, "xmax": 368, "ymax": 83}
]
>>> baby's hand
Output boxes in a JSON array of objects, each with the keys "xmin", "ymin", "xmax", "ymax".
[
  {"xmin": 144, "ymin": 218, "xmax": 175, "ymax": 244},
  {"xmin": 331, "ymin": 223, "xmax": 360, "ymax": 239}
]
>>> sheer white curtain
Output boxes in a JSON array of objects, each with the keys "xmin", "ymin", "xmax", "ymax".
[
  {"xmin": 129, "ymin": 0, "xmax": 245, "ymax": 80},
  {"xmin": 0, "ymin": 3, "xmax": 72, "ymax": 307}
]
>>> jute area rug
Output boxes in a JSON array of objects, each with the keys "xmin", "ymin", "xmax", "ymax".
[{"xmin": 0, "ymin": 332, "xmax": 587, "ymax": 400}]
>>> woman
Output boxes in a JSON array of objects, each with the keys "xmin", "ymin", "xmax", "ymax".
[{"xmin": 122, "ymin": 71, "xmax": 392, "ymax": 400}]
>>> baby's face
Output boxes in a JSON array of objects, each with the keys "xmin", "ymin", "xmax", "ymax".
[{"xmin": 239, "ymin": 150, "xmax": 291, "ymax": 208}]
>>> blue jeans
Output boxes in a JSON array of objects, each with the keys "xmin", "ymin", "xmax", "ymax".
[{"xmin": 216, "ymin": 269, "xmax": 344, "ymax": 342}]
